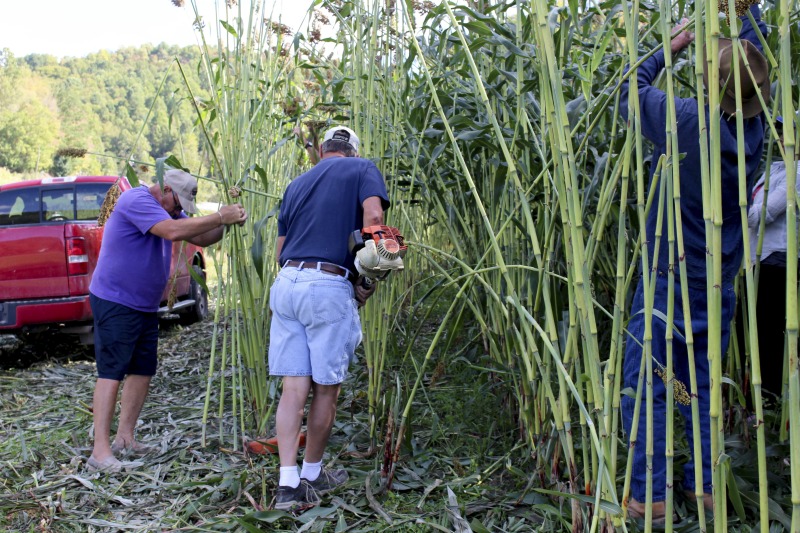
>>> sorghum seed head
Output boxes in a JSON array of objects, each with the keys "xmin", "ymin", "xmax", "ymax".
[
  {"xmin": 655, "ymin": 367, "xmax": 691, "ymax": 406},
  {"xmin": 55, "ymin": 147, "xmax": 87, "ymax": 158}
]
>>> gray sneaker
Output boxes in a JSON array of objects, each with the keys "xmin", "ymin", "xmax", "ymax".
[
  {"xmin": 303, "ymin": 467, "xmax": 349, "ymax": 494},
  {"xmin": 274, "ymin": 480, "xmax": 320, "ymax": 511}
]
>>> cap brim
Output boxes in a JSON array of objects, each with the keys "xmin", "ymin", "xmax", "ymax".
[{"xmin": 177, "ymin": 194, "xmax": 197, "ymax": 214}]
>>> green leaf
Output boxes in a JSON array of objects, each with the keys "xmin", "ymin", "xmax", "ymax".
[
  {"xmin": 430, "ymin": 143, "xmax": 447, "ymax": 160},
  {"xmin": 494, "ymin": 35, "xmax": 527, "ymax": 57},
  {"xmin": 414, "ymin": 521, "xmax": 454, "ymax": 533},
  {"xmin": 568, "ymin": 0, "xmax": 578, "ymax": 20},
  {"xmin": 462, "ymin": 20, "xmax": 494, "ymax": 37},
  {"xmin": 163, "ymin": 154, "xmax": 188, "ymax": 171},
  {"xmin": 251, "ymin": 205, "xmax": 280, "ymax": 283},
  {"xmin": 506, "ymin": 464, "xmax": 528, "ymax": 479},
  {"xmin": 404, "ymin": 0, "xmax": 416, "ymax": 30},
  {"xmin": 470, "ymin": 518, "xmax": 492, "ymax": 533},
  {"xmin": 455, "ymin": 129, "xmax": 483, "ymax": 142},
  {"xmin": 630, "ymin": 308, "xmax": 686, "ymax": 342},
  {"xmin": 721, "ymin": 376, "xmax": 747, "ymax": 407},
  {"xmin": 726, "ymin": 467, "xmax": 747, "ymax": 522},
  {"xmin": 252, "ymin": 164, "xmax": 268, "ymax": 191},
  {"xmin": 591, "ymin": 28, "xmax": 615, "ymax": 73},
  {"xmin": 234, "ymin": 518, "xmax": 270, "ymax": 533},
  {"xmin": 124, "ymin": 162, "xmax": 140, "ymax": 188},
  {"xmin": 244, "ymin": 510, "xmax": 289, "ymax": 523},
  {"xmin": 155, "ymin": 157, "xmax": 167, "ymax": 189},
  {"xmin": 566, "ymin": 96, "xmax": 587, "ymax": 131},
  {"xmin": 267, "ymin": 136, "xmax": 293, "ymax": 159},
  {"xmin": 188, "ymin": 263, "xmax": 209, "ymax": 298},
  {"xmin": 534, "ymin": 489, "xmax": 622, "ymax": 516},
  {"xmin": 334, "ymin": 512, "xmax": 348, "ymax": 532},
  {"xmin": 220, "ymin": 20, "xmax": 239, "ymax": 38},
  {"xmin": 296, "ymin": 505, "xmax": 337, "ymax": 523}
]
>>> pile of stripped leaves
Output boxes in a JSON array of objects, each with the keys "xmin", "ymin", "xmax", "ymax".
[{"xmin": 0, "ymin": 315, "xmax": 559, "ymax": 532}]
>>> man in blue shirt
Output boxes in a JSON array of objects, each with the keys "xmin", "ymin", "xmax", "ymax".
[
  {"xmin": 620, "ymin": 8, "xmax": 769, "ymax": 520},
  {"xmin": 269, "ymin": 126, "xmax": 390, "ymax": 510}
]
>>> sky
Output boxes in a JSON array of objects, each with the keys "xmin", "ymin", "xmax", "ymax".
[{"xmin": 1, "ymin": 0, "xmax": 313, "ymax": 59}]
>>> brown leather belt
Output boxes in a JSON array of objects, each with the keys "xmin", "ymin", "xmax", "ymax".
[{"xmin": 284, "ymin": 260, "xmax": 356, "ymax": 283}]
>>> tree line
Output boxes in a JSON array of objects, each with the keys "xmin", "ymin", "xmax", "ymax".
[{"xmin": 0, "ymin": 44, "xmax": 209, "ymax": 186}]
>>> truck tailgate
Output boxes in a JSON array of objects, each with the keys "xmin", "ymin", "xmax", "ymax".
[{"xmin": 0, "ymin": 226, "xmax": 70, "ymax": 300}]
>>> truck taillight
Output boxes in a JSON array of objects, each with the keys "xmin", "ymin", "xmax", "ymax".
[{"xmin": 67, "ymin": 237, "xmax": 88, "ymax": 275}]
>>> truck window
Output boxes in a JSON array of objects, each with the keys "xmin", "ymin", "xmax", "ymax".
[
  {"xmin": 0, "ymin": 189, "xmax": 41, "ymax": 225},
  {"xmin": 42, "ymin": 188, "xmax": 74, "ymax": 222},
  {"xmin": 76, "ymin": 183, "xmax": 111, "ymax": 221}
]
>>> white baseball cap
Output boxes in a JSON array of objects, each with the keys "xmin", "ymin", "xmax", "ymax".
[
  {"xmin": 322, "ymin": 126, "xmax": 360, "ymax": 152},
  {"xmin": 164, "ymin": 169, "xmax": 198, "ymax": 214}
]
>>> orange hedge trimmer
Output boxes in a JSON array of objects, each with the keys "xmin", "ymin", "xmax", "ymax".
[{"xmin": 348, "ymin": 225, "xmax": 407, "ymax": 288}]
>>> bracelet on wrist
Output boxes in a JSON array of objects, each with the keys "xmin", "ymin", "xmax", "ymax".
[{"xmin": 217, "ymin": 211, "xmax": 224, "ymax": 226}]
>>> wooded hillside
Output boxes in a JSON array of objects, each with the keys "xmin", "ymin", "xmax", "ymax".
[{"xmin": 0, "ymin": 45, "xmax": 208, "ymax": 184}]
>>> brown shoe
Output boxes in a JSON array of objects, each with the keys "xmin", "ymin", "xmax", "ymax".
[{"xmin": 628, "ymin": 497, "xmax": 666, "ymax": 525}]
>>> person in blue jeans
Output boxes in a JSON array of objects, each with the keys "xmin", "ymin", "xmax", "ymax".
[
  {"xmin": 268, "ymin": 126, "xmax": 390, "ymax": 511},
  {"xmin": 620, "ymin": 7, "xmax": 769, "ymax": 520}
]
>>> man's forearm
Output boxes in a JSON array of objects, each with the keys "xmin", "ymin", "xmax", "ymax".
[
  {"xmin": 188, "ymin": 225, "xmax": 225, "ymax": 247},
  {"xmin": 151, "ymin": 213, "xmax": 224, "ymax": 242}
]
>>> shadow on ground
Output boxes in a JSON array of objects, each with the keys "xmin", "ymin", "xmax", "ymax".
[
  {"xmin": 0, "ymin": 333, "xmax": 93, "ymax": 370},
  {"xmin": 0, "ymin": 317, "xmax": 193, "ymax": 371}
]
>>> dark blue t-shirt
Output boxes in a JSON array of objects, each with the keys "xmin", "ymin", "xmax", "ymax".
[
  {"xmin": 620, "ymin": 6, "xmax": 767, "ymax": 289},
  {"xmin": 278, "ymin": 157, "xmax": 390, "ymax": 272}
]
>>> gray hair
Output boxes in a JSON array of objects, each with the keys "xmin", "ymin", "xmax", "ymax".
[{"xmin": 321, "ymin": 139, "xmax": 357, "ymax": 157}]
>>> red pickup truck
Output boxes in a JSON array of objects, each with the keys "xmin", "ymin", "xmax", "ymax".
[{"xmin": 0, "ymin": 176, "xmax": 208, "ymax": 344}]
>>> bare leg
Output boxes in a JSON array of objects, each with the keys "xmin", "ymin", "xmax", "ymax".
[
  {"xmin": 276, "ymin": 376, "xmax": 312, "ymax": 467},
  {"xmin": 304, "ymin": 382, "xmax": 341, "ymax": 463},
  {"xmin": 91, "ymin": 378, "xmax": 121, "ymax": 461},
  {"xmin": 113, "ymin": 374, "xmax": 152, "ymax": 447}
]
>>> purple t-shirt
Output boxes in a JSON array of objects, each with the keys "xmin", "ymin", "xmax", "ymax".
[{"xmin": 90, "ymin": 185, "xmax": 179, "ymax": 312}]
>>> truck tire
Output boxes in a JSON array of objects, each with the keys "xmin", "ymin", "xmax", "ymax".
[{"xmin": 181, "ymin": 264, "xmax": 208, "ymax": 325}]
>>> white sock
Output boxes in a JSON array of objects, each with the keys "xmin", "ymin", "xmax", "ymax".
[
  {"xmin": 279, "ymin": 466, "xmax": 300, "ymax": 488},
  {"xmin": 300, "ymin": 460, "xmax": 322, "ymax": 481}
]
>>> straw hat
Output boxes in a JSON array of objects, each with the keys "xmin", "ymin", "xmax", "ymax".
[{"xmin": 704, "ymin": 38, "xmax": 769, "ymax": 119}]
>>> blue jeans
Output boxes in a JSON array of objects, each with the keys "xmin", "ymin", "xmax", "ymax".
[
  {"xmin": 268, "ymin": 266, "xmax": 362, "ymax": 385},
  {"xmin": 621, "ymin": 276, "xmax": 736, "ymax": 501}
]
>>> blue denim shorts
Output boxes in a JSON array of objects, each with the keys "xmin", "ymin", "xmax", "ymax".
[
  {"xmin": 90, "ymin": 293, "xmax": 159, "ymax": 381},
  {"xmin": 268, "ymin": 266, "xmax": 362, "ymax": 385}
]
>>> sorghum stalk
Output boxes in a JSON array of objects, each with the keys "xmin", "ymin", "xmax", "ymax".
[
  {"xmin": 658, "ymin": 3, "xmax": 686, "ymax": 522},
  {"xmin": 777, "ymin": 0, "xmax": 800, "ymax": 524}
]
